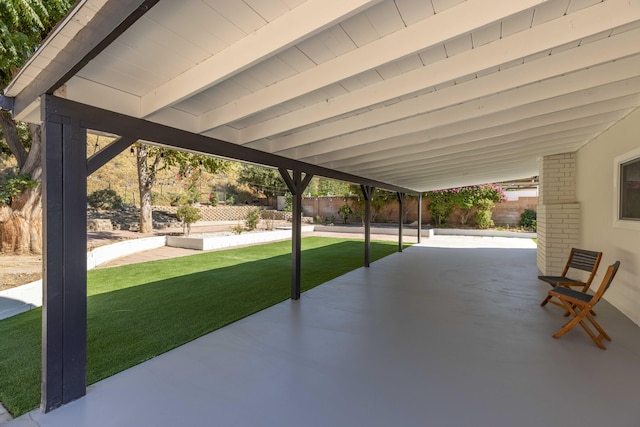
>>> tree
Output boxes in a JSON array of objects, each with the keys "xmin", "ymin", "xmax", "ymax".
[
  {"xmin": 348, "ymin": 184, "xmax": 395, "ymax": 223},
  {"xmin": 0, "ymin": 0, "xmax": 71, "ymax": 253},
  {"xmin": 451, "ymin": 187, "xmax": 478, "ymax": 226},
  {"xmin": 425, "ymin": 190, "xmax": 456, "ymax": 227},
  {"xmin": 237, "ymin": 164, "xmax": 287, "ymax": 199},
  {"xmin": 307, "ymin": 177, "xmax": 350, "ymax": 196},
  {"xmin": 135, "ymin": 144, "xmax": 229, "ymax": 233},
  {"xmin": 176, "ymin": 204, "xmax": 200, "ymax": 236}
]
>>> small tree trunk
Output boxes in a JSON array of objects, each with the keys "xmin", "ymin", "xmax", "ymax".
[
  {"xmin": 137, "ymin": 145, "xmax": 153, "ymax": 233},
  {"xmin": 0, "ymin": 111, "xmax": 28, "ymax": 166},
  {"xmin": 139, "ymin": 186, "xmax": 153, "ymax": 233},
  {"xmin": 0, "ymin": 185, "xmax": 42, "ymax": 254},
  {"xmin": 460, "ymin": 210, "xmax": 470, "ymax": 226},
  {"xmin": 0, "ymin": 117, "xmax": 43, "ymax": 254},
  {"xmin": 136, "ymin": 144, "xmax": 161, "ymax": 233}
]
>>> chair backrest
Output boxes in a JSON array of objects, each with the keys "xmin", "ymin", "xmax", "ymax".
[
  {"xmin": 562, "ymin": 248, "xmax": 603, "ymax": 286},
  {"xmin": 587, "ymin": 261, "xmax": 621, "ymax": 308}
]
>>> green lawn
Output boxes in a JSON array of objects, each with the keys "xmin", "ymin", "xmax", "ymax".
[{"xmin": 0, "ymin": 237, "xmax": 408, "ymax": 417}]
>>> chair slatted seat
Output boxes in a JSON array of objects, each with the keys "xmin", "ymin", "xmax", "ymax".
[{"xmin": 545, "ymin": 261, "xmax": 620, "ymax": 349}]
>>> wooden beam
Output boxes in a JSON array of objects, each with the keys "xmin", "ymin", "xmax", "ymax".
[
  {"xmin": 343, "ymin": 105, "xmax": 635, "ymax": 175},
  {"xmin": 316, "ymin": 91, "xmax": 640, "ymax": 169},
  {"xmin": 265, "ymin": 23, "xmax": 640, "ymax": 155},
  {"xmin": 87, "ymin": 136, "xmax": 137, "ymax": 175},
  {"xmin": 199, "ymin": 0, "xmax": 548, "ymax": 134},
  {"xmin": 45, "ymin": 96, "xmax": 416, "ymax": 195},
  {"xmin": 283, "ymin": 52, "xmax": 640, "ymax": 162},
  {"xmin": 142, "ymin": 0, "xmax": 383, "ymax": 118}
]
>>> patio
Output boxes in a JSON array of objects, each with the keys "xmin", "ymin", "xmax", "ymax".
[{"xmin": 12, "ymin": 237, "xmax": 640, "ymax": 427}]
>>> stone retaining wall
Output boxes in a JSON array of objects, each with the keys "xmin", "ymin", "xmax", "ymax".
[{"xmin": 155, "ymin": 205, "xmax": 261, "ymax": 222}]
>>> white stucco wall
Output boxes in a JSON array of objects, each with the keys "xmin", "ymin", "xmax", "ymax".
[{"xmin": 576, "ymin": 108, "xmax": 640, "ymax": 326}]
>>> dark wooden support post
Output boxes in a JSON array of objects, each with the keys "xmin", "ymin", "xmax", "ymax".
[
  {"xmin": 361, "ymin": 185, "xmax": 375, "ymax": 267},
  {"xmin": 41, "ymin": 94, "xmax": 88, "ymax": 412},
  {"xmin": 417, "ymin": 192, "xmax": 422, "ymax": 244},
  {"xmin": 279, "ymin": 169, "xmax": 313, "ymax": 300},
  {"xmin": 397, "ymin": 192, "xmax": 405, "ymax": 252}
]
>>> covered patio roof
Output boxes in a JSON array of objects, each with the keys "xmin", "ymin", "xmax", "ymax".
[{"xmin": 4, "ymin": 0, "xmax": 640, "ymax": 191}]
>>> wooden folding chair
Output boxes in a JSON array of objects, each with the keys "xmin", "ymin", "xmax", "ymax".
[
  {"xmin": 545, "ymin": 261, "xmax": 620, "ymax": 349},
  {"xmin": 539, "ymin": 248, "xmax": 602, "ymax": 308}
]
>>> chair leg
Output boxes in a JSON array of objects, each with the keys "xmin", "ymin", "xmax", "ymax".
[
  {"xmin": 540, "ymin": 295, "xmax": 552, "ymax": 307},
  {"xmin": 552, "ymin": 304, "xmax": 608, "ymax": 349},
  {"xmin": 585, "ymin": 312, "xmax": 611, "ymax": 342}
]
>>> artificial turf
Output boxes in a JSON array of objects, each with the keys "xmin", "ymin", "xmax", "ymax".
[{"xmin": 0, "ymin": 237, "xmax": 409, "ymax": 417}]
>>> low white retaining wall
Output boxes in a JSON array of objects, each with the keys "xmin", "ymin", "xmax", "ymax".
[
  {"xmin": 87, "ymin": 236, "xmax": 167, "ymax": 269},
  {"xmin": 434, "ymin": 228, "xmax": 536, "ymax": 238},
  {"xmin": 167, "ymin": 226, "xmax": 315, "ymax": 250},
  {"xmin": 0, "ymin": 281, "xmax": 41, "ymax": 318},
  {"xmin": 314, "ymin": 225, "xmax": 535, "ymax": 239},
  {"xmin": 315, "ymin": 225, "xmax": 434, "ymax": 237}
]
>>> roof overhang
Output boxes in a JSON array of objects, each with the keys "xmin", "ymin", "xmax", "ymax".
[{"xmin": 4, "ymin": 0, "xmax": 640, "ymax": 191}]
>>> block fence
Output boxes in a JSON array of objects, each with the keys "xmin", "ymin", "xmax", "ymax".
[
  {"xmin": 154, "ymin": 205, "xmax": 298, "ymax": 222},
  {"xmin": 154, "ymin": 196, "xmax": 538, "ymax": 226}
]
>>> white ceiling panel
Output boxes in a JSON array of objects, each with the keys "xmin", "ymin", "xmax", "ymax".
[
  {"xmin": 431, "ymin": 0, "xmax": 465, "ymax": 14},
  {"xmin": 395, "ymin": 0, "xmax": 435, "ymax": 25},
  {"xmin": 201, "ymin": 0, "xmax": 267, "ymax": 32}
]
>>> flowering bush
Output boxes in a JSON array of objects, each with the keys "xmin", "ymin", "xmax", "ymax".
[{"xmin": 425, "ymin": 184, "xmax": 505, "ymax": 227}]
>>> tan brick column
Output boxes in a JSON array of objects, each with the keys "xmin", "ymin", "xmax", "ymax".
[{"xmin": 536, "ymin": 153, "xmax": 580, "ymax": 275}]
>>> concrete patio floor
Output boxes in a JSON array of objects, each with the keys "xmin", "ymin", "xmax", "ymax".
[{"xmin": 8, "ymin": 236, "xmax": 640, "ymax": 426}]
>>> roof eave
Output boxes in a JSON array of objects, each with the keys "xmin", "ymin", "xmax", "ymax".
[{"xmin": 4, "ymin": 0, "xmax": 159, "ymax": 120}]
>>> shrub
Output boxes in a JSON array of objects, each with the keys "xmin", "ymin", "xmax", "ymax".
[
  {"xmin": 283, "ymin": 193, "xmax": 293, "ymax": 212},
  {"xmin": 425, "ymin": 190, "xmax": 455, "ymax": 227},
  {"xmin": 230, "ymin": 224, "xmax": 244, "ymax": 234},
  {"xmin": 87, "ymin": 188, "xmax": 123, "ymax": 210},
  {"xmin": 176, "ymin": 205, "xmax": 201, "ymax": 235},
  {"xmin": 187, "ymin": 187, "xmax": 201, "ymax": 204},
  {"xmin": 338, "ymin": 204, "xmax": 352, "ymax": 224},
  {"xmin": 519, "ymin": 209, "xmax": 537, "ymax": 230},
  {"xmin": 169, "ymin": 193, "xmax": 187, "ymax": 207},
  {"xmin": 474, "ymin": 199, "xmax": 495, "ymax": 229},
  {"xmin": 245, "ymin": 208, "xmax": 261, "ymax": 231}
]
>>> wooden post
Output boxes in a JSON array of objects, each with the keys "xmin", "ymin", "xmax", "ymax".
[
  {"xmin": 41, "ymin": 94, "xmax": 88, "ymax": 412},
  {"xmin": 397, "ymin": 192, "xmax": 405, "ymax": 252},
  {"xmin": 280, "ymin": 169, "xmax": 313, "ymax": 300},
  {"xmin": 361, "ymin": 185, "xmax": 375, "ymax": 267}
]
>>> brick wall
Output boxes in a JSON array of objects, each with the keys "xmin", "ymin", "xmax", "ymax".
[{"xmin": 536, "ymin": 153, "xmax": 580, "ymax": 275}]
